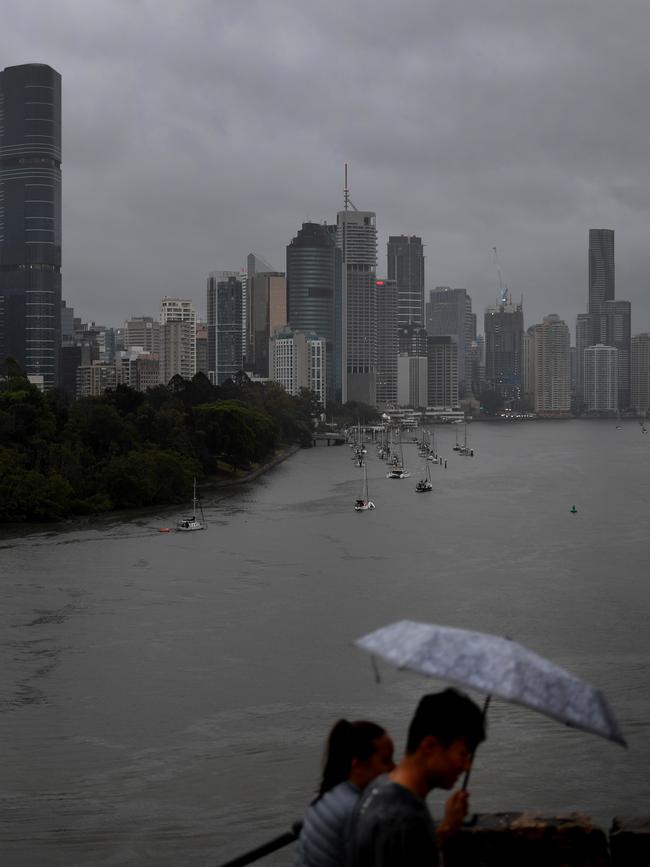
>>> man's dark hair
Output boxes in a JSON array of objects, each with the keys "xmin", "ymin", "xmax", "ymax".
[{"xmin": 406, "ymin": 688, "xmax": 486, "ymax": 754}]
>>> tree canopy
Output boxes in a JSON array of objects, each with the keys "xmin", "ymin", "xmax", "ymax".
[{"xmin": 0, "ymin": 370, "xmax": 319, "ymax": 523}]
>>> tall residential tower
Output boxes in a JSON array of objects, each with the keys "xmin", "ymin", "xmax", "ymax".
[{"xmin": 0, "ymin": 64, "xmax": 62, "ymax": 388}]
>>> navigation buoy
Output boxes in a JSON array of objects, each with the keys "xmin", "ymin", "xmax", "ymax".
[{"xmin": 570, "ymin": 506, "xmax": 577, "ymax": 514}]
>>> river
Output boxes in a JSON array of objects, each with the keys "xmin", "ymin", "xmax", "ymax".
[{"xmin": 1, "ymin": 420, "xmax": 649, "ymax": 866}]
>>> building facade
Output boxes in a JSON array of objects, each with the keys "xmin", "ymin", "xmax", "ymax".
[
  {"xmin": 376, "ymin": 278, "xmax": 398, "ymax": 407},
  {"xmin": 286, "ymin": 222, "xmax": 341, "ymax": 402},
  {"xmin": 526, "ymin": 315, "xmax": 571, "ymax": 415},
  {"xmin": 248, "ymin": 272, "xmax": 286, "ymax": 378},
  {"xmin": 484, "ymin": 297, "xmax": 524, "ymax": 405},
  {"xmin": 159, "ymin": 297, "xmax": 196, "ymax": 384},
  {"xmin": 631, "ymin": 333, "xmax": 650, "ymax": 415},
  {"xmin": 206, "ymin": 272, "xmax": 243, "ymax": 385},
  {"xmin": 427, "ymin": 335, "xmax": 459, "ymax": 407},
  {"xmin": 397, "ymin": 355, "xmax": 427, "ymax": 408},
  {"xmin": 597, "ymin": 299, "xmax": 631, "ymax": 410},
  {"xmin": 0, "ymin": 64, "xmax": 62, "ymax": 388},
  {"xmin": 426, "ymin": 287, "xmax": 474, "ymax": 396},
  {"xmin": 588, "ymin": 229, "xmax": 615, "ymax": 342},
  {"xmin": 387, "ymin": 235, "xmax": 425, "ymax": 328},
  {"xmin": 337, "ymin": 209, "xmax": 377, "ymax": 405},
  {"xmin": 124, "ymin": 316, "xmax": 160, "ymax": 354},
  {"xmin": 583, "ymin": 344, "xmax": 618, "ymax": 413},
  {"xmin": 269, "ymin": 327, "xmax": 326, "ymax": 408}
]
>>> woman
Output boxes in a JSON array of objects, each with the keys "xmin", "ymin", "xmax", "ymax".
[{"xmin": 296, "ymin": 719, "xmax": 395, "ymax": 867}]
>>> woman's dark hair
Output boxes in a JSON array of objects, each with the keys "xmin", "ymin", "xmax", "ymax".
[{"xmin": 317, "ymin": 719, "xmax": 386, "ymax": 797}]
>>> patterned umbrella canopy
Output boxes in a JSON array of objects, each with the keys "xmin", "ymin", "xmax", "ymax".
[{"xmin": 355, "ymin": 620, "xmax": 626, "ymax": 747}]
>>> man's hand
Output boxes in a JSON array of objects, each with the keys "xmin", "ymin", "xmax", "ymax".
[{"xmin": 436, "ymin": 789, "xmax": 469, "ymax": 846}]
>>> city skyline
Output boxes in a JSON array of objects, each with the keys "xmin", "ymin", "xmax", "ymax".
[{"xmin": 2, "ymin": 2, "xmax": 650, "ymax": 332}]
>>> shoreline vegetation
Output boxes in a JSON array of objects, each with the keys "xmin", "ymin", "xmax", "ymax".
[{"xmin": 0, "ymin": 364, "xmax": 320, "ymax": 525}]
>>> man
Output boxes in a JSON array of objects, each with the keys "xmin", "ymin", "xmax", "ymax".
[{"xmin": 348, "ymin": 688, "xmax": 486, "ymax": 867}]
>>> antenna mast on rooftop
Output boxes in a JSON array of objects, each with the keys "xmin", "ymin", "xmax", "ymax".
[
  {"xmin": 493, "ymin": 246, "xmax": 509, "ymax": 304},
  {"xmin": 344, "ymin": 163, "xmax": 358, "ymax": 212}
]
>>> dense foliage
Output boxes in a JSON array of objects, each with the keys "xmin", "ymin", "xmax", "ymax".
[{"xmin": 0, "ymin": 367, "xmax": 318, "ymax": 522}]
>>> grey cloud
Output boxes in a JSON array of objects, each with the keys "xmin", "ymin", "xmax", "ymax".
[{"xmin": 2, "ymin": 0, "xmax": 650, "ymax": 330}]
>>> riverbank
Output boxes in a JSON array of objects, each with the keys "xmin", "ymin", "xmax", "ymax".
[{"xmin": 0, "ymin": 443, "xmax": 303, "ymax": 538}]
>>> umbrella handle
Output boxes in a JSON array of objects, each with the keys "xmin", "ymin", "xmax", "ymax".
[{"xmin": 461, "ymin": 694, "xmax": 491, "ymax": 791}]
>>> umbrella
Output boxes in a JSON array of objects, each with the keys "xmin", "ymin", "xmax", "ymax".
[{"xmin": 355, "ymin": 620, "xmax": 627, "ymax": 752}]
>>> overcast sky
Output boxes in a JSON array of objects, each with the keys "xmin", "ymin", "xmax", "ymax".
[{"xmin": 3, "ymin": 0, "xmax": 650, "ymax": 334}]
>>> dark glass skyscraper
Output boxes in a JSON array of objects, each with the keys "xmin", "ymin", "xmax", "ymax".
[
  {"xmin": 0, "ymin": 64, "xmax": 62, "ymax": 388},
  {"xmin": 286, "ymin": 222, "xmax": 342, "ymax": 403},
  {"xmin": 387, "ymin": 235, "xmax": 425, "ymax": 327}
]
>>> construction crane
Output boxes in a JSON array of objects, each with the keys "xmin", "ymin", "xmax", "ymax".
[{"xmin": 492, "ymin": 246, "xmax": 509, "ymax": 304}]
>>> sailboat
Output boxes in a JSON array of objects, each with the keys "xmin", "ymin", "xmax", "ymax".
[
  {"xmin": 354, "ymin": 463, "xmax": 375, "ymax": 511},
  {"xmin": 176, "ymin": 477, "xmax": 206, "ymax": 531},
  {"xmin": 615, "ymin": 409, "xmax": 622, "ymax": 430},
  {"xmin": 415, "ymin": 461, "xmax": 433, "ymax": 493},
  {"xmin": 458, "ymin": 423, "xmax": 474, "ymax": 457},
  {"xmin": 640, "ymin": 411, "xmax": 648, "ymax": 434},
  {"xmin": 386, "ymin": 433, "xmax": 411, "ymax": 478}
]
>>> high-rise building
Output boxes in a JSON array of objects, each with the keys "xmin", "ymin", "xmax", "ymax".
[
  {"xmin": 588, "ymin": 229, "xmax": 615, "ymax": 326},
  {"xmin": 631, "ymin": 333, "xmax": 650, "ymax": 415},
  {"xmin": 387, "ymin": 235, "xmax": 425, "ymax": 328},
  {"xmin": 124, "ymin": 316, "xmax": 160, "ymax": 354},
  {"xmin": 376, "ymin": 278, "xmax": 398, "ymax": 407},
  {"xmin": 525, "ymin": 315, "xmax": 571, "ymax": 416},
  {"xmin": 159, "ymin": 297, "xmax": 196, "ymax": 384},
  {"xmin": 427, "ymin": 336, "xmax": 458, "ymax": 407},
  {"xmin": 248, "ymin": 272, "xmax": 286, "ymax": 378},
  {"xmin": 598, "ymin": 299, "xmax": 631, "ymax": 410},
  {"xmin": 337, "ymin": 208, "xmax": 377, "ymax": 405},
  {"xmin": 583, "ymin": 344, "xmax": 618, "ymax": 413},
  {"xmin": 269, "ymin": 327, "xmax": 326, "ymax": 409},
  {"xmin": 206, "ymin": 272, "xmax": 243, "ymax": 385},
  {"xmin": 484, "ymin": 295, "xmax": 524, "ymax": 405},
  {"xmin": 397, "ymin": 355, "xmax": 427, "ymax": 408},
  {"xmin": 575, "ymin": 313, "xmax": 591, "ymax": 407},
  {"xmin": 0, "ymin": 64, "xmax": 62, "ymax": 388},
  {"xmin": 398, "ymin": 324, "xmax": 428, "ymax": 357},
  {"xmin": 286, "ymin": 222, "xmax": 341, "ymax": 401},
  {"xmin": 426, "ymin": 288, "xmax": 474, "ymax": 396}
]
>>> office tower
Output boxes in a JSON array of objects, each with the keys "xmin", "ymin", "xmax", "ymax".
[
  {"xmin": 124, "ymin": 316, "xmax": 160, "ymax": 354},
  {"xmin": 0, "ymin": 64, "xmax": 62, "ymax": 388},
  {"xmin": 525, "ymin": 315, "xmax": 571, "ymax": 416},
  {"xmin": 484, "ymin": 294, "xmax": 524, "ymax": 405},
  {"xmin": 159, "ymin": 297, "xmax": 196, "ymax": 384},
  {"xmin": 575, "ymin": 313, "xmax": 591, "ymax": 406},
  {"xmin": 588, "ymin": 229, "xmax": 615, "ymax": 325},
  {"xmin": 583, "ymin": 344, "xmax": 618, "ymax": 413},
  {"xmin": 206, "ymin": 272, "xmax": 243, "ymax": 385},
  {"xmin": 467, "ymin": 338, "xmax": 485, "ymax": 397},
  {"xmin": 426, "ymin": 287, "xmax": 474, "ymax": 396},
  {"xmin": 61, "ymin": 300, "xmax": 75, "ymax": 345},
  {"xmin": 631, "ymin": 334, "xmax": 650, "ymax": 414},
  {"xmin": 597, "ymin": 299, "xmax": 631, "ymax": 409},
  {"xmin": 387, "ymin": 235, "xmax": 425, "ymax": 327},
  {"xmin": 246, "ymin": 252, "xmax": 274, "ymax": 365},
  {"xmin": 376, "ymin": 278, "xmax": 398, "ymax": 407},
  {"xmin": 397, "ymin": 355, "xmax": 427, "ymax": 408},
  {"xmin": 286, "ymin": 222, "xmax": 341, "ymax": 402},
  {"xmin": 426, "ymin": 336, "xmax": 458, "ymax": 407},
  {"xmin": 269, "ymin": 327, "xmax": 326, "ymax": 408},
  {"xmin": 398, "ymin": 324, "xmax": 428, "ymax": 356},
  {"xmin": 248, "ymin": 272, "xmax": 286, "ymax": 378},
  {"xmin": 337, "ymin": 208, "xmax": 377, "ymax": 405}
]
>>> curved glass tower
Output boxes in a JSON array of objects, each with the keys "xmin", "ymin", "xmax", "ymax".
[
  {"xmin": 0, "ymin": 63, "xmax": 62, "ymax": 388},
  {"xmin": 286, "ymin": 222, "xmax": 342, "ymax": 403}
]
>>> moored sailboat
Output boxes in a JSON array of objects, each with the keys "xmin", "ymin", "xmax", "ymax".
[
  {"xmin": 354, "ymin": 463, "xmax": 375, "ymax": 511},
  {"xmin": 176, "ymin": 477, "xmax": 206, "ymax": 531}
]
